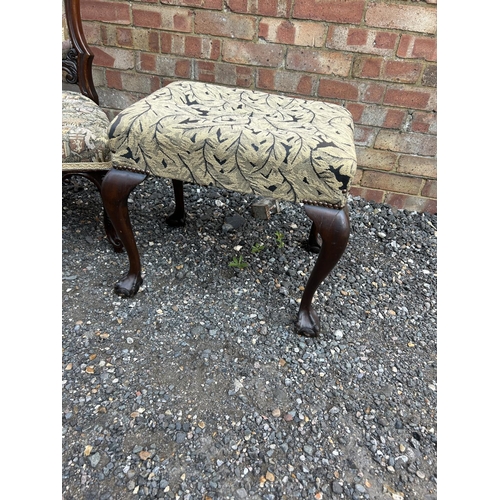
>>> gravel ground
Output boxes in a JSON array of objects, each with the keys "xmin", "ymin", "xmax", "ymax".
[{"xmin": 62, "ymin": 176, "xmax": 437, "ymax": 500}]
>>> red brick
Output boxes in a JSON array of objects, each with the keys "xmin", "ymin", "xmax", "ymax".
[
  {"xmin": 226, "ymin": 0, "xmax": 247, "ymax": 12},
  {"xmin": 356, "ymin": 104, "xmax": 386, "ymax": 127},
  {"xmin": 397, "ymin": 35, "xmax": 411, "ymax": 59},
  {"xmin": 362, "ymin": 84, "xmax": 385, "ymax": 103},
  {"xmin": 184, "ymin": 36, "xmax": 202, "ymax": 57},
  {"xmin": 175, "ymin": 59, "xmax": 192, "ymax": 78},
  {"xmin": 185, "ymin": 35, "xmax": 220, "ymax": 60},
  {"xmin": 276, "ymin": 21, "xmax": 296, "ymax": 45},
  {"xmin": 173, "ymin": 12, "xmax": 191, "ymax": 32},
  {"xmin": 383, "ymin": 109, "xmax": 406, "ymax": 129},
  {"xmin": 384, "ymin": 88, "xmax": 431, "ymax": 110},
  {"xmin": 398, "ymin": 155, "xmax": 437, "ymax": 178},
  {"xmin": 257, "ymin": 69, "xmax": 313, "ymax": 96},
  {"xmin": 287, "ymin": 48, "xmax": 352, "ymax": 76},
  {"xmin": 353, "ymin": 56, "xmax": 383, "ymax": 79},
  {"xmin": 355, "ymin": 147, "xmax": 397, "ymax": 172},
  {"xmin": 385, "ymin": 193, "xmax": 436, "ymax": 214},
  {"xmin": 113, "ymin": 27, "xmax": 159, "ymax": 52},
  {"xmin": 140, "ymin": 53, "xmax": 157, "ymax": 72},
  {"xmin": 223, "ymin": 40, "xmax": 285, "ymax": 67},
  {"xmin": 345, "ymin": 103, "xmax": 364, "ymax": 122},
  {"xmin": 133, "ymin": 8, "xmax": 162, "ymax": 29},
  {"xmin": 375, "ymin": 130, "xmax": 437, "ymax": 156},
  {"xmin": 257, "ymin": 68, "xmax": 275, "ymax": 90},
  {"xmin": 327, "ymin": 26, "xmax": 397, "ymax": 56},
  {"xmin": 161, "ymin": 33, "xmax": 173, "ymax": 53},
  {"xmin": 361, "ymin": 171, "xmax": 422, "ymax": 195},
  {"xmin": 226, "ymin": 0, "xmax": 293, "ymax": 17},
  {"xmin": 82, "ymin": 21, "xmax": 102, "ymax": 45},
  {"xmin": 293, "ymin": 0, "xmax": 365, "ymax": 24},
  {"xmin": 235, "ymin": 66, "xmax": 254, "ymax": 87},
  {"xmin": 149, "ymin": 32, "xmax": 160, "ymax": 52},
  {"xmin": 133, "ymin": 6, "xmax": 193, "ymax": 32},
  {"xmin": 384, "ymin": 61, "xmax": 422, "ymax": 84},
  {"xmin": 411, "ymin": 111, "xmax": 437, "ymax": 134},
  {"xmin": 260, "ymin": 19, "xmax": 326, "ymax": 47},
  {"xmin": 353, "ymin": 126, "xmax": 377, "ymax": 147},
  {"xmin": 106, "ymin": 69, "xmax": 123, "ymax": 90},
  {"xmin": 413, "ymin": 38, "xmax": 437, "ymax": 62},
  {"xmin": 318, "ymin": 78, "xmax": 359, "ymax": 101},
  {"xmin": 296, "ymin": 75, "xmax": 314, "ymax": 95},
  {"xmin": 195, "ymin": 60, "xmax": 216, "ymax": 82},
  {"xmin": 398, "ymin": 35, "xmax": 437, "ymax": 62},
  {"xmin": 347, "ymin": 28, "xmax": 368, "ymax": 46},
  {"xmin": 161, "ymin": 0, "xmax": 223, "ymax": 8},
  {"xmin": 422, "ymin": 179, "xmax": 437, "ymax": 198},
  {"xmin": 195, "ymin": 11, "xmax": 256, "ymax": 40},
  {"xmin": 374, "ymin": 32, "xmax": 398, "ymax": 50},
  {"xmin": 113, "ymin": 71, "xmax": 161, "ymax": 95},
  {"xmin": 212, "ymin": 63, "xmax": 255, "ymax": 87},
  {"xmin": 350, "ymin": 186, "xmax": 385, "ymax": 204},
  {"xmin": 81, "ymin": 0, "xmax": 131, "ymax": 24},
  {"xmin": 91, "ymin": 46, "xmax": 135, "ymax": 70},
  {"xmin": 365, "ymin": 3, "xmax": 437, "ymax": 34},
  {"xmin": 353, "ymin": 169, "xmax": 362, "ymax": 185}
]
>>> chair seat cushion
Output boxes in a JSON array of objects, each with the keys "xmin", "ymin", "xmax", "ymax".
[
  {"xmin": 62, "ymin": 91, "xmax": 111, "ymax": 169},
  {"xmin": 108, "ymin": 81, "xmax": 357, "ymax": 207}
]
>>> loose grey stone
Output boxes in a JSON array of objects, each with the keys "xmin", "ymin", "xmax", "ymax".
[{"xmin": 63, "ymin": 182, "xmax": 436, "ymax": 500}]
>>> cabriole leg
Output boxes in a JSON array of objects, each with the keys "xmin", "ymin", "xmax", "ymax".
[
  {"xmin": 101, "ymin": 168, "xmax": 147, "ymax": 297},
  {"xmin": 85, "ymin": 171, "xmax": 124, "ymax": 252},
  {"xmin": 165, "ymin": 179, "xmax": 186, "ymax": 227},
  {"xmin": 297, "ymin": 204, "xmax": 350, "ymax": 337},
  {"xmin": 62, "ymin": 171, "xmax": 124, "ymax": 252}
]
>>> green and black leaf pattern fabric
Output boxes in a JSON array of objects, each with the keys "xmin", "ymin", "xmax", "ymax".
[{"xmin": 108, "ymin": 81, "xmax": 357, "ymax": 207}]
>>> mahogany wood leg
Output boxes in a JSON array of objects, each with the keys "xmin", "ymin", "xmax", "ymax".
[
  {"xmin": 62, "ymin": 171, "xmax": 124, "ymax": 252},
  {"xmin": 165, "ymin": 179, "xmax": 186, "ymax": 227},
  {"xmin": 101, "ymin": 168, "xmax": 147, "ymax": 297},
  {"xmin": 302, "ymin": 221, "xmax": 321, "ymax": 254},
  {"xmin": 297, "ymin": 204, "xmax": 350, "ymax": 337},
  {"xmin": 86, "ymin": 171, "xmax": 124, "ymax": 252}
]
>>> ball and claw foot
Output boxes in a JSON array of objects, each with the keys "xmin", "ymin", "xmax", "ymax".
[
  {"xmin": 114, "ymin": 273, "xmax": 143, "ymax": 297},
  {"xmin": 296, "ymin": 307, "xmax": 321, "ymax": 337}
]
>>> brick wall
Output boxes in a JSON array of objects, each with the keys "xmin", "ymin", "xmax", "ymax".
[{"xmin": 81, "ymin": 0, "xmax": 437, "ymax": 214}]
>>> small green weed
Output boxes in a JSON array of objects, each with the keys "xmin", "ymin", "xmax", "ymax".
[
  {"xmin": 251, "ymin": 242, "xmax": 265, "ymax": 254},
  {"xmin": 275, "ymin": 231, "xmax": 285, "ymax": 249},
  {"xmin": 228, "ymin": 255, "xmax": 248, "ymax": 270}
]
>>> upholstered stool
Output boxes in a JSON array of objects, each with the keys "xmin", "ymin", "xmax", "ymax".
[{"xmin": 102, "ymin": 81, "xmax": 357, "ymax": 336}]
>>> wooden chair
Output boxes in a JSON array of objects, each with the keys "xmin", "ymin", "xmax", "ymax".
[{"xmin": 62, "ymin": 0, "xmax": 122, "ymax": 251}]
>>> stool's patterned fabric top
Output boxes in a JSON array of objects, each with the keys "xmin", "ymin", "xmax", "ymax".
[
  {"xmin": 62, "ymin": 91, "xmax": 111, "ymax": 169},
  {"xmin": 109, "ymin": 81, "xmax": 357, "ymax": 207}
]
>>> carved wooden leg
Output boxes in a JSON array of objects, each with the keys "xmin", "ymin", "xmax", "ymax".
[
  {"xmin": 302, "ymin": 221, "xmax": 321, "ymax": 254},
  {"xmin": 297, "ymin": 204, "xmax": 350, "ymax": 337},
  {"xmin": 62, "ymin": 171, "xmax": 124, "ymax": 252},
  {"xmin": 101, "ymin": 168, "xmax": 147, "ymax": 297},
  {"xmin": 85, "ymin": 171, "xmax": 124, "ymax": 253},
  {"xmin": 165, "ymin": 179, "xmax": 186, "ymax": 227}
]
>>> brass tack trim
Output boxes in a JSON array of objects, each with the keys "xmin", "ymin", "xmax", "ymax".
[
  {"xmin": 113, "ymin": 165, "xmax": 149, "ymax": 175},
  {"xmin": 301, "ymin": 199, "xmax": 345, "ymax": 210}
]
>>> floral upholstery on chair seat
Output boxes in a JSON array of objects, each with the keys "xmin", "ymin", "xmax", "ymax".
[
  {"xmin": 108, "ymin": 81, "xmax": 357, "ymax": 208},
  {"xmin": 62, "ymin": 91, "xmax": 112, "ymax": 170}
]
